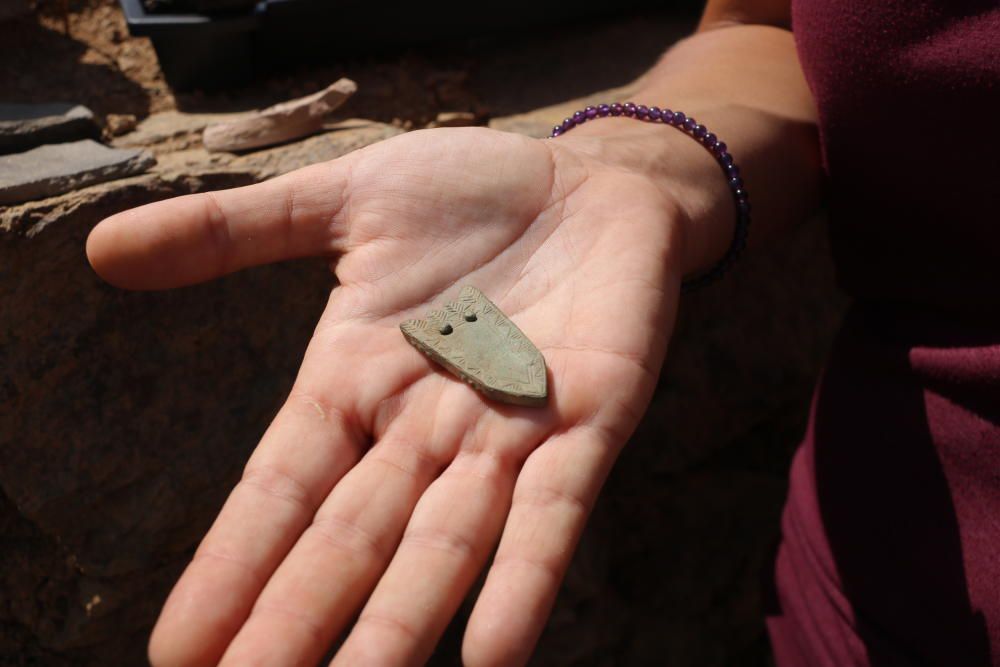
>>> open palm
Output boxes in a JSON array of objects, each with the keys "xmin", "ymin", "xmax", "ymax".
[{"xmin": 88, "ymin": 126, "xmax": 686, "ymax": 666}]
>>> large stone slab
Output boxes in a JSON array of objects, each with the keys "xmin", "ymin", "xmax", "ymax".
[
  {"xmin": 0, "ymin": 176, "xmax": 327, "ymax": 664},
  {"xmin": 0, "ymin": 140, "xmax": 155, "ymax": 205},
  {"xmin": 0, "ymin": 103, "xmax": 100, "ymax": 155}
]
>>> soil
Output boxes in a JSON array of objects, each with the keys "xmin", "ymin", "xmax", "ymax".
[{"xmin": 1, "ymin": 1, "xmax": 698, "ymax": 136}]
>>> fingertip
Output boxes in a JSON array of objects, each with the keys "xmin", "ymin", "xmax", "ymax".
[
  {"xmin": 86, "ymin": 202, "xmax": 205, "ymax": 291},
  {"xmin": 148, "ymin": 612, "xmax": 187, "ymax": 667},
  {"xmin": 147, "ymin": 596, "xmax": 208, "ymax": 667},
  {"xmin": 86, "ymin": 213, "xmax": 132, "ymax": 289},
  {"xmin": 462, "ymin": 597, "xmax": 537, "ymax": 667},
  {"xmin": 148, "ymin": 575, "xmax": 244, "ymax": 667},
  {"xmin": 148, "ymin": 600, "xmax": 210, "ymax": 667},
  {"xmin": 87, "ymin": 207, "xmax": 165, "ymax": 289},
  {"xmin": 462, "ymin": 628, "xmax": 534, "ymax": 667}
]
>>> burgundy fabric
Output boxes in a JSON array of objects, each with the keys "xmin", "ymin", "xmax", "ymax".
[
  {"xmin": 790, "ymin": 0, "xmax": 1000, "ymax": 312},
  {"xmin": 766, "ymin": 1, "xmax": 1000, "ymax": 665}
]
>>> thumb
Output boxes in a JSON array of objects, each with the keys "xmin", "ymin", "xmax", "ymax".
[{"xmin": 86, "ymin": 158, "xmax": 356, "ymax": 290}]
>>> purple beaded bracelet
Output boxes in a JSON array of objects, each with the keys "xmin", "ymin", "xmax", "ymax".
[{"xmin": 548, "ymin": 102, "xmax": 750, "ymax": 292}]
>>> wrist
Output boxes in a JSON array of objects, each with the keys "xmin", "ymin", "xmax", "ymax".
[{"xmin": 550, "ymin": 111, "xmax": 739, "ymax": 281}]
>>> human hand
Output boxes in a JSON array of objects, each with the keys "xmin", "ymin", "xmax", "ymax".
[{"xmin": 88, "ymin": 124, "xmax": 693, "ymax": 666}]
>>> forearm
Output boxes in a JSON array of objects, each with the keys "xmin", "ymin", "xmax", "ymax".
[{"xmin": 558, "ymin": 23, "xmax": 823, "ymax": 278}]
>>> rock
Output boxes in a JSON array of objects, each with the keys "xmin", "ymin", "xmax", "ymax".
[
  {"xmin": 2, "ymin": 121, "xmax": 401, "ymax": 237},
  {"xmin": 0, "ymin": 140, "xmax": 156, "ymax": 206},
  {"xmin": 231, "ymin": 119, "xmax": 402, "ymax": 179},
  {"xmin": 0, "ymin": 174, "xmax": 327, "ymax": 665},
  {"xmin": 203, "ymin": 78, "xmax": 358, "ymax": 153},
  {"xmin": 1, "ymin": 173, "xmax": 233, "ymax": 238},
  {"xmin": 104, "ymin": 114, "xmax": 137, "ymax": 137},
  {"xmin": 114, "ymin": 110, "xmax": 253, "ymax": 152},
  {"xmin": 429, "ymin": 111, "xmax": 477, "ymax": 128},
  {"xmin": 0, "ymin": 103, "xmax": 100, "ymax": 154}
]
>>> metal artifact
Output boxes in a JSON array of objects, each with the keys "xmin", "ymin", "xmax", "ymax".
[{"xmin": 399, "ymin": 286, "xmax": 547, "ymax": 407}]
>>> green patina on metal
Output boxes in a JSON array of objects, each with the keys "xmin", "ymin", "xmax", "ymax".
[{"xmin": 400, "ymin": 286, "xmax": 547, "ymax": 407}]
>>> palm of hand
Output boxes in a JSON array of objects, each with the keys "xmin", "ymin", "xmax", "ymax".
[{"xmin": 89, "ymin": 127, "xmax": 683, "ymax": 666}]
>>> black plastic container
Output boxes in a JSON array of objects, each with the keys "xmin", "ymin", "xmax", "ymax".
[{"xmin": 119, "ymin": 0, "xmax": 260, "ymax": 90}]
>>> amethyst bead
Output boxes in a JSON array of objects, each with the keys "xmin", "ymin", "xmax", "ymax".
[
  {"xmin": 672, "ymin": 111, "xmax": 686, "ymax": 125},
  {"xmin": 597, "ymin": 104, "xmax": 611, "ymax": 116},
  {"xmin": 693, "ymin": 124, "xmax": 708, "ymax": 138},
  {"xmin": 683, "ymin": 117, "xmax": 697, "ymax": 132},
  {"xmin": 572, "ymin": 111, "xmax": 586, "ymax": 124},
  {"xmin": 703, "ymin": 132, "xmax": 717, "ymax": 146},
  {"xmin": 561, "ymin": 118, "xmax": 574, "ymax": 131},
  {"xmin": 623, "ymin": 102, "xmax": 637, "ymax": 116},
  {"xmin": 610, "ymin": 103, "xmax": 623, "ymax": 116},
  {"xmin": 648, "ymin": 106, "xmax": 662, "ymax": 121},
  {"xmin": 551, "ymin": 126, "xmax": 563, "ymax": 137},
  {"xmin": 729, "ymin": 177, "xmax": 743, "ymax": 190},
  {"xmin": 725, "ymin": 163, "xmax": 740, "ymax": 178},
  {"xmin": 636, "ymin": 104, "xmax": 649, "ymax": 118},
  {"xmin": 585, "ymin": 106, "xmax": 598, "ymax": 119},
  {"xmin": 662, "ymin": 109, "xmax": 674, "ymax": 123},
  {"xmin": 713, "ymin": 141, "xmax": 727, "ymax": 155},
  {"xmin": 720, "ymin": 152, "xmax": 735, "ymax": 166}
]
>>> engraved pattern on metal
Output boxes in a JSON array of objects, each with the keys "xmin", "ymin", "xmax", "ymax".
[{"xmin": 399, "ymin": 286, "xmax": 547, "ymax": 407}]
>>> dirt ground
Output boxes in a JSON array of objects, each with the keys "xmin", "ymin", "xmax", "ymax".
[{"xmin": 1, "ymin": 0, "xmax": 702, "ymax": 138}]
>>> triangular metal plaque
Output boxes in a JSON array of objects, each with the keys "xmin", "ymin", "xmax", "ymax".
[{"xmin": 400, "ymin": 286, "xmax": 547, "ymax": 407}]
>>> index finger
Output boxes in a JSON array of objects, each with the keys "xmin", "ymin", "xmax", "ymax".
[{"xmin": 86, "ymin": 159, "xmax": 355, "ymax": 290}]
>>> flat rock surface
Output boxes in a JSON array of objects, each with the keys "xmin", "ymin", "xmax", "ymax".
[
  {"xmin": 0, "ymin": 139, "xmax": 155, "ymax": 205},
  {"xmin": 113, "ymin": 110, "xmax": 254, "ymax": 151},
  {"xmin": 1, "ymin": 120, "xmax": 400, "ymax": 239},
  {"xmin": 0, "ymin": 103, "xmax": 99, "ymax": 154}
]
